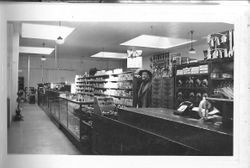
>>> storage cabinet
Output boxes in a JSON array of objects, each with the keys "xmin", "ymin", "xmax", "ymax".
[
  {"xmin": 174, "ymin": 61, "xmax": 209, "ymax": 108},
  {"xmin": 151, "ymin": 77, "xmax": 174, "ymax": 108}
]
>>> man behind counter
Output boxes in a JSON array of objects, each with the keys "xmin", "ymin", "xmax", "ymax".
[{"xmin": 136, "ymin": 69, "xmax": 152, "ymax": 108}]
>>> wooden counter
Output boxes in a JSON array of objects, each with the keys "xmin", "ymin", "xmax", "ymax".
[
  {"xmin": 92, "ymin": 108, "xmax": 233, "ymax": 155},
  {"xmin": 119, "ymin": 108, "xmax": 232, "ymax": 135},
  {"xmin": 59, "ymin": 96, "xmax": 94, "ymax": 105}
]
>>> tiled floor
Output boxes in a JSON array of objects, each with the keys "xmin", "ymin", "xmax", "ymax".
[{"xmin": 8, "ymin": 103, "xmax": 81, "ymax": 155}]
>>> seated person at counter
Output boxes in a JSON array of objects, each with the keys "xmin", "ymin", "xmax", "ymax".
[{"xmin": 135, "ymin": 69, "xmax": 152, "ymax": 108}]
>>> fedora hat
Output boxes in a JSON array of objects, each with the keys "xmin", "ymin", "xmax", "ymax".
[{"xmin": 138, "ymin": 69, "xmax": 152, "ymax": 79}]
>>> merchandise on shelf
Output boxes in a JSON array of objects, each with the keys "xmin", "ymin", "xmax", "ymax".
[
  {"xmin": 117, "ymin": 81, "xmax": 132, "ymax": 89},
  {"xmin": 205, "ymin": 30, "xmax": 234, "ymax": 60},
  {"xmin": 150, "ymin": 52, "xmax": 173, "ymax": 77},
  {"xmin": 175, "ymin": 57, "xmax": 234, "ymax": 108},
  {"xmin": 108, "ymin": 76, "xmax": 119, "ymax": 81},
  {"xmin": 118, "ymin": 73, "xmax": 133, "ymax": 81},
  {"xmin": 113, "ymin": 97, "xmax": 133, "ymax": 107},
  {"xmin": 176, "ymin": 64, "xmax": 208, "ymax": 76},
  {"xmin": 75, "ymin": 71, "xmax": 135, "ymax": 107}
]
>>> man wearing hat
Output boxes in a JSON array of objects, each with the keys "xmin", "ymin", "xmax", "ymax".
[{"xmin": 136, "ymin": 69, "xmax": 152, "ymax": 108}]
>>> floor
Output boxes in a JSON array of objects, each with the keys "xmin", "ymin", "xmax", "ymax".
[{"xmin": 8, "ymin": 103, "xmax": 81, "ymax": 155}]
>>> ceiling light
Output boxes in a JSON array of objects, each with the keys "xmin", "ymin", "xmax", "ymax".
[
  {"xmin": 121, "ymin": 35, "xmax": 195, "ymax": 49},
  {"xmin": 19, "ymin": 46, "xmax": 55, "ymax": 55},
  {"xmin": 41, "ymin": 56, "xmax": 46, "ymax": 61},
  {"xmin": 189, "ymin": 47, "xmax": 196, "ymax": 54},
  {"xmin": 56, "ymin": 36, "xmax": 64, "ymax": 45},
  {"xmin": 21, "ymin": 23, "xmax": 75, "ymax": 41},
  {"xmin": 188, "ymin": 30, "xmax": 196, "ymax": 54},
  {"xmin": 56, "ymin": 21, "xmax": 65, "ymax": 45},
  {"xmin": 90, "ymin": 52, "xmax": 127, "ymax": 59}
]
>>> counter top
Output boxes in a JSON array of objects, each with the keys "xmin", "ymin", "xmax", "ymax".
[
  {"xmin": 119, "ymin": 108, "xmax": 232, "ymax": 136},
  {"xmin": 59, "ymin": 96, "xmax": 94, "ymax": 105}
]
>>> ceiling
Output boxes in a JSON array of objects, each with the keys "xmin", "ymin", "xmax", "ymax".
[{"xmin": 19, "ymin": 21, "xmax": 234, "ymax": 59}]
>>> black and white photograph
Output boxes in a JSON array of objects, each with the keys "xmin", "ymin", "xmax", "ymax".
[{"xmin": 0, "ymin": 1, "xmax": 249, "ymax": 168}]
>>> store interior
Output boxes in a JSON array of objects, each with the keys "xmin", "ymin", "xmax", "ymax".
[
  {"xmin": 6, "ymin": 20, "xmax": 236, "ymax": 156},
  {"xmin": 1, "ymin": 2, "xmax": 250, "ymax": 168}
]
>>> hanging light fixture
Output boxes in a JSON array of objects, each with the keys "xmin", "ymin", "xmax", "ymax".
[
  {"xmin": 56, "ymin": 21, "xmax": 64, "ymax": 45},
  {"xmin": 189, "ymin": 30, "xmax": 196, "ymax": 54},
  {"xmin": 56, "ymin": 36, "xmax": 64, "ymax": 45},
  {"xmin": 41, "ymin": 55, "xmax": 46, "ymax": 61},
  {"xmin": 41, "ymin": 42, "xmax": 47, "ymax": 61}
]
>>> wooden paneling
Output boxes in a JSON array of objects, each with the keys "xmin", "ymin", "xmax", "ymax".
[{"xmin": 151, "ymin": 77, "xmax": 174, "ymax": 108}]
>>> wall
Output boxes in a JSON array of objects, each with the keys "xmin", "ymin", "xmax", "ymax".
[
  {"xmin": 19, "ymin": 55, "xmax": 125, "ymax": 88},
  {"xmin": 142, "ymin": 42, "xmax": 208, "ymax": 70},
  {"xmin": 7, "ymin": 23, "xmax": 19, "ymax": 127},
  {"xmin": 0, "ymin": 5, "xmax": 7, "ymax": 168}
]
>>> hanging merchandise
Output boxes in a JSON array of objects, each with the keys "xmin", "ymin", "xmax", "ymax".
[
  {"xmin": 205, "ymin": 30, "xmax": 234, "ymax": 60},
  {"xmin": 150, "ymin": 52, "xmax": 173, "ymax": 78},
  {"xmin": 228, "ymin": 30, "xmax": 234, "ymax": 57}
]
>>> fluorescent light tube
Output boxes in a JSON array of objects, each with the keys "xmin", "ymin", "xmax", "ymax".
[
  {"xmin": 19, "ymin": 46, "xmax": 54, "ymax": 55},
  {"xmin": 90, "ymin": 52, "xmax": 127, "ymax": 59},
  {"xmin": 121, "ymin": 35, "xmax": 196, "ymax": 49},
  {"xmin": 21, "ymin": 23, "xmax": 75, "ymax": 41}
]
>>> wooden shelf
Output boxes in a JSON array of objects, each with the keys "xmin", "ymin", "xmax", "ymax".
[
  {"xmin": 88, "ymin": 80, "xmax": 108, "ymax": 83},
  {"xmin": 211, "ymin": 78, "xmax": 233, "ymax": 81},
  {"xmin": 206, "ymin": 97, "xmax": 233, "ymax": 102},
  {"xmin": 176, "ymin": 87, "xmax": 209, "ymax": 90},
  {"xmin": 174, "ymin": 61, "xmax": 208, "ymax": 68},
  {"xmin": 76, "ymin": 81, "xmax": 88, "ymax": 83},
  {"xmin": 207, "ymin": 57, "xmax": 234, "ymax": 64},
  {"xmin": 76, "ymin": 84, "xmax": 92, "ymax": 87},
  {"xmin": 174, "ymin": 57, "xmax": 233, "ymax": 69},
  {"xmin": 94, "ymin": 93, "xmax": 132, "ymax": 99},
  {"xmin": 105, "ymin": 79, "xmax": 133, "ymax": 82},
  {"xmin": 176, "ymin": 73, "xmax": 209, "ymax": 77},
  {"xmin": 77, "ymin": 71, "xmax": 133, "ymax": 80},
  {"xmin": 94, "ymin": 87, "xmax": 132, "ymax": 90},
  {"xmin": 111, "ymin": 95, "xmax": 133, "ymax": 99},
  {"xmin": 115, "ymin": 103, "xmax": 133, "ymax": 107},
  {"xmin": 78, "ymin": 88, "xmax": 93, "ymax": 91},
  {"xmin": 94, "ymin": 93, "xmax": 107, "ymax": 96},
  {"xmin": 77, "ymin": 92, "xmax": 94, "ymax": 96},
  {"xmin": 116, "ymin": 79, "xmax": 133, "ymax": 82}
]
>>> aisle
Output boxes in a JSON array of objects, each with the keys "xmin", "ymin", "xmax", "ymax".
[{"xmin": 8, "ymin": 103, "xmax": 81, "ymax": 154}]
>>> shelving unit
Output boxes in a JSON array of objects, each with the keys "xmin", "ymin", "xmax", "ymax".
[
  {"xmin": 174, "ymin": 61, "xmax": 209, "ymax": 108},
  {"xmin": 75, "ymin": 71, "xmax": 135, "ymax": 107},
  {"xmin": 206, "ymin": 97, "xmax": 233, "ymax": 102},
  {"xmin": 174, "ymin": 57, "xmax": 234, "ymax": 108}
]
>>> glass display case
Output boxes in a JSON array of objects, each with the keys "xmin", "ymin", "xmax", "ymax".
[
  {"xmin": 58, "ymin": 96, "xmax": 94, "ymax": 142},
  {"xmin": 68, "ymin": 102, "xmax": 81, "ymax": 140},
  {"xmin": 59, "ymin": 98, "xmax": 68, "ymax": 127},
  {"xmin": 37, "ymin": 89, "xmax": 94, "ymax": 143},
  {"xmin": 50, "ymin": 97, "xmax": 60, "ymax": 120}
]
